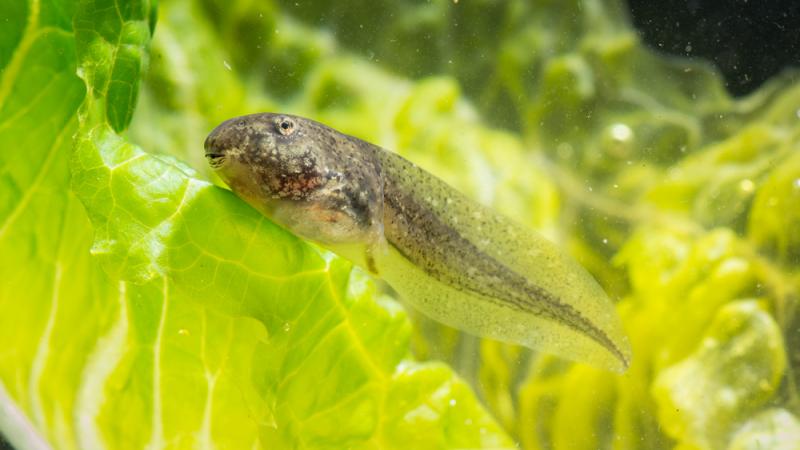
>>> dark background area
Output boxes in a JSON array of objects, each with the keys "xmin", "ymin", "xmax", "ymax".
[{"xmin": 628, "ymin": 0, "xmax": 800, "ymax": 96}]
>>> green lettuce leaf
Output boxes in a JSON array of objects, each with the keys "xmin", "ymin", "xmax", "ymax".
[
  {"xmin": 0, "ymin": 0, "xmax": 113, "ymax": 447},
  {"xmin": 3, "ymin": 0, "xmax": 800, "ymax": 448},
  {"xmin": 652, "ymin": 300, "xmax": 785, "ymax": 449},
  {"xmin": 0, "ymin": 0, "xmax": 513, "ymax": 448}
]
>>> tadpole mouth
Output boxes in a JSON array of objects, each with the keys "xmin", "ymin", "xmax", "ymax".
[{"xmin": 205, "ymin": 152, "xmax": 227, "ymax": 169}]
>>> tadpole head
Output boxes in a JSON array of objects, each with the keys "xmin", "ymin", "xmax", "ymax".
[{"xmin": 204, "ymin": 113, "xmax": 326, "ymax": 201}]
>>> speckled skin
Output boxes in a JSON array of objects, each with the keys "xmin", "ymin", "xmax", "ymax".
[
  {"xmin": 205, "ymin": 113, "xmax": 631, "ymax": 371},
  {"xmin": 204, "ymin": 113, "xmax": 384, "ymax": 260}
]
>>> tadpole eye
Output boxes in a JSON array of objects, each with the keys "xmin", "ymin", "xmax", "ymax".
[{"xmin": 277, "ymin": 118, "xmax": 295, "ymax": 136}]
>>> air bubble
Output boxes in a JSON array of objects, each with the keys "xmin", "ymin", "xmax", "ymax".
[{"xmin": 609, "ymin": 123, "xmax": 632, "ymax": 142}]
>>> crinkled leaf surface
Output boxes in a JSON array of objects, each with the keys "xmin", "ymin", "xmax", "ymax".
[
  {"xmin": 2, "ymin": 0, "xmax": 800, "ymax": 449},
  {"xmin": 728, "ymin": 409, "xmax": 800, "ymax": 450},
  {"xmin": 0, "ymin": 0, "xmax": 513, "ymax": 448},
  {"xmin": 652, "ymin": 300, "xmax": 786, "ymax": 449}
]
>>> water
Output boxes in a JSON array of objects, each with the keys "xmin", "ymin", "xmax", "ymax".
[
  {"xmin": 126, "ymin": 0, "xmax": 800, "ymax": 448},
  {"xmin": 3, "ymin": 0, "xmax": 796, "ymax": 449}
]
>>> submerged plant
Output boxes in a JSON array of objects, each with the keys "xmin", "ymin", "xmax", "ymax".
[{"xmin": 1, "ymin": 0, "xmax": 798, "ymax": 449}]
